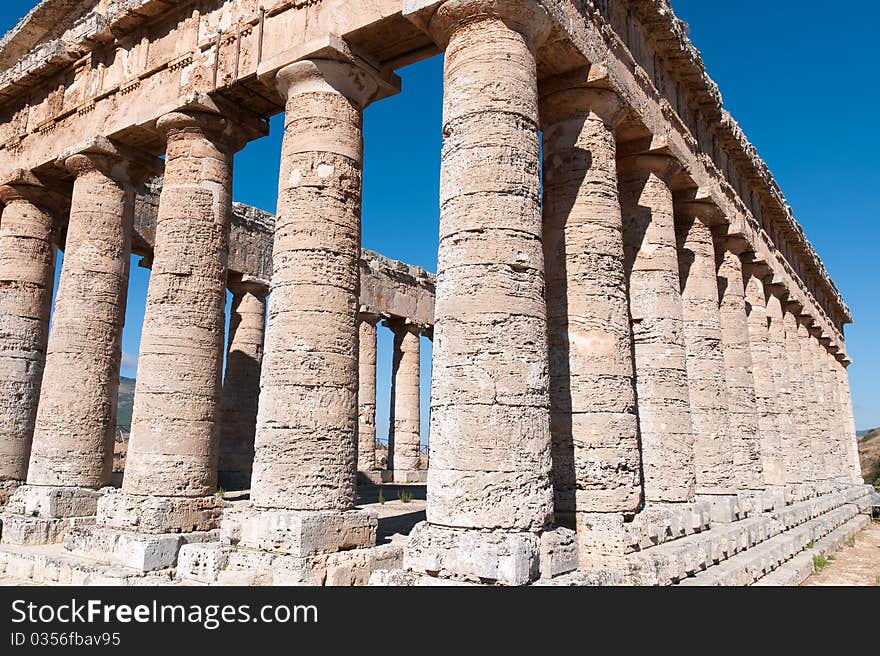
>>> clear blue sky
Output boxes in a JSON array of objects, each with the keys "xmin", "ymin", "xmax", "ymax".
[{"xmin": 2, "ymin": 1, "xmax": 877, "ymax": 433}]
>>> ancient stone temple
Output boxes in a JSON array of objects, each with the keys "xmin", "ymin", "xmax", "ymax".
[{"xmin": 0, "ymin": 0, "xmax": 874, "ymax": 586}]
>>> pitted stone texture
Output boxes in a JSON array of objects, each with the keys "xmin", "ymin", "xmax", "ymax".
[
  {"xmin": 818, "ymin": 346, "xmax": 845, "ymax": 481},
  {"xmin": 834, "ymin": 361, "xmax": 861, "ymax": 482},
  {"xmin": 5, "ymin": 485, "xmax": 102, "ymax": 519},
  {"xmin": 796, "ymin": 321, "xmax": 825, "ymax": 483},
  {"xmin": 250, "ymin": 59, "xmax": 373, "ymax": 512},
  {"xmin": 715, "ymin": 244, "xmax": 763, "ymax": 491},
  {"xmin": 63, "ymin": 525, "xmax": 217, "ymax": 572},
  {"xmin": 782, "ymin": 309, "xmax": 810, "ymax": 483},
  {"xmin": 0, "ymin": 184, "xmax": 55, "ymax": 490},
  {"xmin": 357, "ymin": 315, "xmax": 379, "ymax": 474},
  {"xmin": 124, "ymin": 111, "xmax": 237, "ymax": 498},
  {"xmin": 765, "ymin": 291, "xmax": 797, "ymax": 485},
  {"xmin": 177, "ymin": 541, "xmax": 401, "ymax": 586},
  {"xmin": 1, "ymin": 515, "xmax": 95, "ymax": 546},
  {"xmin": 227, "ymin": 508, "xmax": 377, "ymax": 558},
  {"xmin": 424, "ymin": 7, "xmax": 553, "ymax": 533},
  {"xmin": 619, "ymin": 154, "xmax": 694, "ymax": 503},
  {"xmin": 28, "ymin": 159, "xmax": 130, "ymax": 489},
  {"xmin": 675, "ymin": 209, "xmax": 734, "ymax": 495},
  {"xmin": 218, "ymin": 289, "xmax": 265, "ymax": 491},
  {"xmin": 806, "ymin": 334, "xmax": 832, "ymax": 481},
  {"xmin": 388, "ymin": 321, "xmax": 421, "ymax": 474},
  {"xmin": 97, "ymin": 490, "xmax": 224, "ymax": 534},
  {"xmin": 541, "ymin": 85, "xmax": 641, "ymax": 516},
  {"xmin": 403, "ymin": 522, "xmax": 541, "ymax": 586},
  {"xmin": 538, "ymin": 527, "xmax": 578, "ymax": 579},
  {"xmin": 744, "ymin": 271, "xmax": 784, "ymax": 487}
]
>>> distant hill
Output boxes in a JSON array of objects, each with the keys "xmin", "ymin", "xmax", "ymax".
[
  {"xmin": 858, "ymin": 427, "xmax": 880, "ymax": 487},
  {"xmin": 117, "ymin": 377, "xmax": 135, "ymax": 434}
]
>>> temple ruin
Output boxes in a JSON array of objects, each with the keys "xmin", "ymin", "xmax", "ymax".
[{"xmin": 0, "ymin": 0, "xmax": 875, "ymax": 586}]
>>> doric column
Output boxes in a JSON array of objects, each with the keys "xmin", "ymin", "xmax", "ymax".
[
  {"xmin": 103, "ymin": 108, "xmax": 259, "ymax": 534},
  {"xmin": 764, "ymin": 288, "xmax": 797, "ymax": 485},
  {"xmin": 24, "ymin": 141, "xmax": 144, "ymax": 496},
  {"xmin": 782, "ymin": 306, "xmax": 811, "ymax": 484},
  {"xmin": 674, "ymin": 202, "xmax": 734, "ymax": 496},
  {"xmin": 402, "ymin": 0, "xmax": 555, "ymax": 585},
  {"xmin": 619, "ymin": 153, "xmax": 695, "ymax": 503},
  {"xmin": 388, "ymin": 319, "xmax": 422, "ymax": 481},
  {"xmin": 819, "ymin": 342, "xmax": 845, "ymax": 481},
  {"xmin": 357, "ymin": 312, "xmax": 380, "ymax": 475},
  {"xmin": 796, "ymin": 319, "xmax": 825, "ymax": 483},
  {"xmin": 245, "ymin": 55, "xmax": 381, "ymax": 557},
  {"xmin": 743, "ymin": 265, "xmax": 784, "ymax": 487},
  {"xmin": 217, "ymin": 279, "xmax": 267, "ymax": 491},
  {"xmin": 811, "ymin": 334, "xmax": 837, "ymax": 481},
  {"xmin": 541, "ymin": 79, "xmax": 641, "ymax": 522},
  {"xmin": 715, "ymin": 240, "xmax": 764, "ymax": 491},
  {"xmin": 0, "ymin": 171, "xmax": 56, "ymax": 503},
  {"xmin": 835, "ymin": 357, "xmax": 862, "ymax": 482}
]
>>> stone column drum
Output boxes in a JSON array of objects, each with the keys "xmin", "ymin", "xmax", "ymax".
[
  {"xmin": 813, "ymin": 336, "xmax": 838, "ymax": 482},
  {"xmin": 541, "ymin": 81, "xmax": 642, "ymax": 534},
  {"xmin": 674, "ymin": 203, "xmax": 734, "ymax": 496},
  {"xmin": 5, "ymin": 144, "xmax": 140, "ymax": 541},
  {"xmin": 782, "ymin": 306, "xmax": 811, "ymax": 486},
  {"xmin": 0, "ymin": 173, "xmax": 56, "ymax": 504},
  {"xmin": 244, "ymin": 57, "xmax": 381, "ymax": 559},
  {"xmin": 715, "ymin": 241, "xmax": 764, "ymax": 491},
  {"xmin": 357, "ymin": 313, "xmax": 380, "ymax": 475},
  {"xmin": 764, "ymin": 288, "xmax": 796, "ymax": 487},
  {"xmin": 743, "ymin": 268, "xmax": 784, "ymax": 487},
  {"xmin": 795, "ymin": 318, "xmax": 825, "ymax": 484},
  {"xmin": 388, "ymin": 319, "xmax": 422, "ymax": 482},
  {"xmin": 101, "ymin": 109, "xmax": 251, "ymax": 534},
  {"xmin": 218, "ymin": 282, "xmax": 267, "ymax": 491},
  {"xmin": 402, "ymin": 0, "xmax": 556, "ymax": 585},
  {"xmin": 619, "ymin": 153, "xmax": 695, "ymax": 504},
  {"xmin": 835, "ymin": 358, "xmax": 862, "ymax": 482}
]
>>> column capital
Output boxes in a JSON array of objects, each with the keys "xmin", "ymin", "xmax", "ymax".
[
  {"xmin": 617, "ymin": 153, "xmax": 682, "ymax": 184},
  {"xmin": 357, "ymin": 308, "xmax": 382, "ymax": 326},
  {"xmin": 59, "ymin": 136, "xmax": 162, "ymax": 186},
  {"xmin": 228, "ymin": 274, "xmax": 269, "ymax": 298},
  {"xmin": 405, "ymin": 0, "xmax": 552, "ymax": 48},
  {"xmin": 156, "ymin": 95, "xmax": 268, "ymax": 154},
  {"xmin": 539, "ymin": 74, "xmax": 624, "ymax": 128},
  {"xmin": 712, "ymin": 231, "xmax": 751, "ymax": 256},
  {"xmin": 674, "ymin": 199, "xmax": 724, "ymax": 225},
  {"xmin": 0, "ymin": 169, "xmax": 65, "ymax": 215},
  {"xmin": 384, "ymin": 316, "xmax": 427, "ymax": 336}
]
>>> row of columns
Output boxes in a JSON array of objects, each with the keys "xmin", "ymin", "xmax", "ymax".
[
  {"xmin": 0, "ymin": 0, "xmax": 864, "ymax": 584},
  {"xmin": 356, "ymin": 314, "xmax": 426, "ymax": 479}
]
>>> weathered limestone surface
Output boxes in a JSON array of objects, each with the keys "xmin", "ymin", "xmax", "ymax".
[
  {"xmin": 674, "ymin": 204, "xmax": 734, "ymax": 495},
  {"xmin": 357, "ymin": 314, "xmax": 379, "ymax": 474},
  {"xmin": 419, "ymin": 0, "xmax": 554, "ymax": 539},
  {"xmin": 541, "ymin": 81, "xmax": 641, "ymax": 517},
  {"xmin": 123, "ymin": 108, "xmax": 246, "ymax": 506},
  {"xmin": 388, "ymin": 320, "xmax": 421, "ymax": 476},
  {"xmin": 796, "ymin": 321, "xmax": 825, "ymax": 483},
  {"xmin": 0, "ymin": 174, "xmax": 55, "ymax": 499},
  {"xmin": 743, "ymin": 269, "xmax": 784, "ymax": 487},
  {"xmin": 764, "ymin": 290, "xmax": 797, "ymax": 486},
  {"xmin": 782, "ymin": 308, "xmax": 811, "ymax": 485},
  {"xmin": 834, "ymin": 360, "xmax": 861, "ymax": 483},
  {"xmin": 250, "ymin": 57, "xmax": 374, "ymax": 513},
  {"xmin": 619, "ymin": 153, "xmax": 694, "ymax": 503},
  {"xmin": 218, "ymin": 284, "xmax": 266, "ymax": 491},
  {"xmin": 26, "ymin": 145, "xmax": 134, "ymax": 490},
  {"xmin": 715, "ymin": 242, "xmax": 763, "ymax": 491}
]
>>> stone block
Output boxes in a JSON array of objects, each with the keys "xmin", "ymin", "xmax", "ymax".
[
  {"xmin": 6, "ymin": 485, "xmax": 103, "ymax": 519},
  {"xmin": 176, "ymin": 542, "xmax": 233, "ymax": 584},
  {"xmin": 402, "ymin": 522, "xmax": 540, "ymax": 585},
  {"xmin": 538, "ymin": 527, "xmax": 578, "ymax": 580},
  {"xmin": 235, "ymin": 508, "xmax": 377, "ymax": 557},
  {"xmin": 97, "ymin": 490, "xmax": 224, "ymax": 533},
  {"xmin": 0, "ymin": 515, "xmax": 94, "ymax": 546},
  {"xmin": 64, "ymin": 526, "xmax": 218, "ymax": 571}
]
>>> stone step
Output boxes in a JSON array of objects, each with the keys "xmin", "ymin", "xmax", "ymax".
[
  {"xmin": 0, "ymin": 543, "xmax": 178, "ymax": 585},
  {"xmin": 752, "ymin": 514, "xmax": 871, "ymax": 586},
  {"xmin": 677, "ymin": 504, "xmax": 860, "ymax": 586},
  {"xmin": 624, "ymin": 486, "xmax": 874, "ymax": 585}
]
